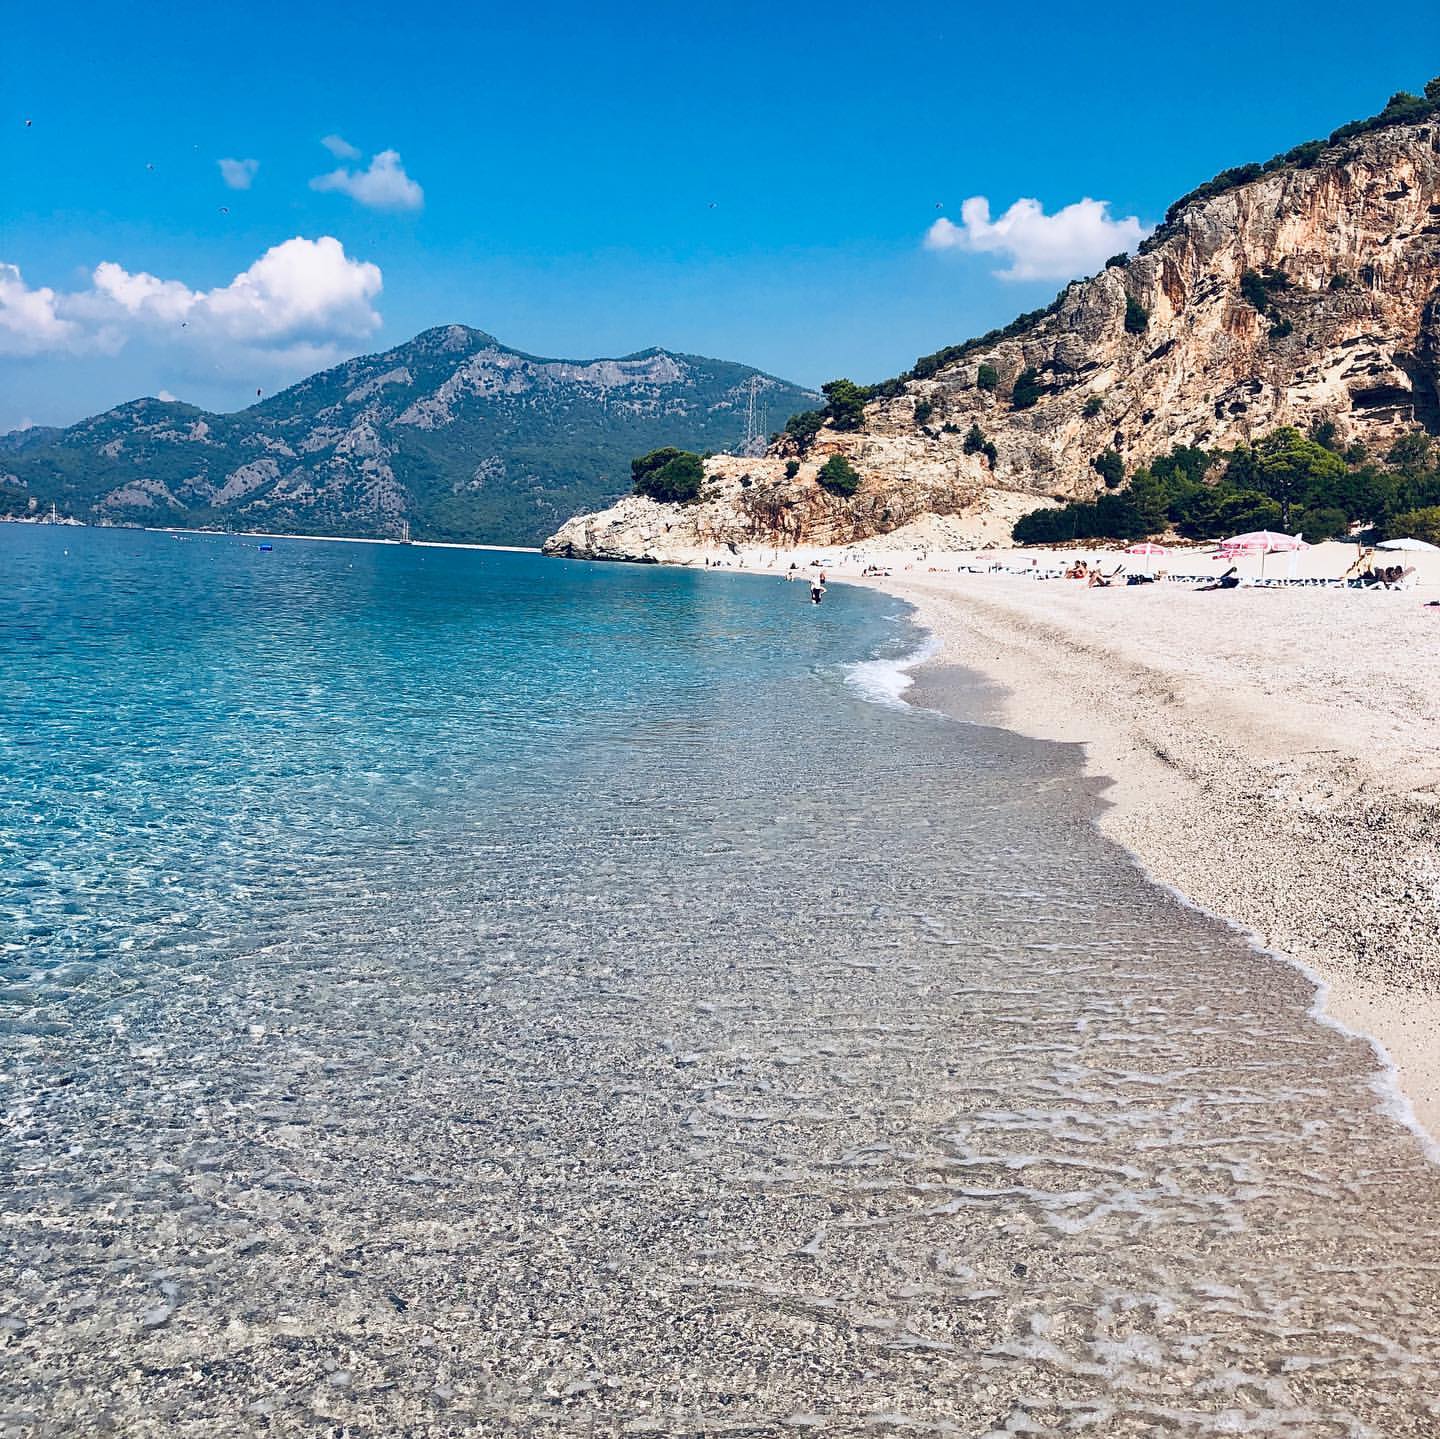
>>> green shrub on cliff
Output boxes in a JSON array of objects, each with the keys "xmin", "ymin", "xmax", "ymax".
[
  {"xmin": 976, "ymin": 363, "xmax": 999, "ymax": 391},
  {"xmin": 1092, "ymin": 450, "xmax": 1125, "ymax": 488},
  {"xmin": 1011, "ymin": 368, "xmax": 1043, "ymax": 410},
  {"xmin": 1123, "ymin": 295, "xmax": 1149, "ymax": 334},
  {"xmin": 1329, "ymin": 89, "xmax": 1434, "ymax": 144},
  {"xmin": 1387, "ymin": 432, "xmax": 1434, "ymax": 475},
  {"xmin": 816, "ymin": 455, "xmax": 861, "ymax": 496},
  {"xmin": 820, "ymin": 379, "xmax": 871, "ymax": 431},
  {"xmin": 962, "ymin": 424, "xmax": 998, "ymax": 467},
  {"xmin": 1240, "ymin": 269, "xmax": 1278, "ymax": 312},
  {"xmin": 784, "ymin": 409, "xmax": 824, "ymax": 447},
  {"xmin": 632, "ymin": 448, "xmax": 705, "ymax": 504},
  {"xmin": 781, "ymin": 379, "xmax": 879, "ymax": 448}
]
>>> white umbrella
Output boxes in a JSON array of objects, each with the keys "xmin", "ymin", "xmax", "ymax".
[{"xmin": 1377, "ymin": 537, "xmax": 1440, "ymax": 552}]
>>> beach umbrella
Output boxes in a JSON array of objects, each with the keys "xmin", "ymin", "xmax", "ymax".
[
  {"xmin": 1125, "ymin": 541, "xmax": 1171, "ymax": 575},
  {"xmin": 1216, "ymin": 530, "xmax": 1308, "ymax": 554},
  {"xmin": 1217, "ymin": 530, "xmax": 1308, "ymax": 578},
  {"xmin": 1376, "ymin": 537, "xmax": 1440, "ymax": 551}
]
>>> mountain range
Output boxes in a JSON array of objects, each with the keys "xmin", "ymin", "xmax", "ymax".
[{"xmin": 0, "ymin": 327, "xmax": 818, "ymax": 545}]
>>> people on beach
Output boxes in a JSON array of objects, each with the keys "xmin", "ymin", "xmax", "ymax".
[
  {"xmin": 1197, "ymin": 566, "xmax": 1241, "ymax": 591},
  {"xmin": 809, "ymin": 579, "xmax": 826, "ymax": 605}
]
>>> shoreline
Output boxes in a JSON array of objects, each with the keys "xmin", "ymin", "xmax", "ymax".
[
  {"xmin": 17, "ymin": 516, "xmax": 1438, "ymax": 1148},
  {"xmin": 544, "ymin": 519, "xmax": 1440, "ymax": 1153},
  {"xmin": 867, "ymin": 570, "xmax": 1440, "ymax": 1150},
  {"xmin": 1, "ymin": 517, "xmax": 541, "ymax": 554},
  {"xmin": 143, "ymin": 525, "xmax": 543, "ymax": 553}
]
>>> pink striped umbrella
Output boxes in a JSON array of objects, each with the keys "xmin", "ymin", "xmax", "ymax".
[
  {"xmin": 1216, "ymin": 530, "xmax": 1307, "ymax": 555},
  {"xmin": 1125, "ymin": 541, "xmax": 1171, "ymax": 574},
  {"xmin": 1216, "ymin": 531, "xmax": 1308, "ymax": 577}
]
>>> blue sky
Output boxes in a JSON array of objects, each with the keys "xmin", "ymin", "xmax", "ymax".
[{"xmin": 3, "ymin": 0, "xmax": 1439, "ymax": 431}]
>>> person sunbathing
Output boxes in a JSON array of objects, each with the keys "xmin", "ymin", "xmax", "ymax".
[{"xmin": 1197, "ymin": 566, "xmax": 1240, "ymax": 591}]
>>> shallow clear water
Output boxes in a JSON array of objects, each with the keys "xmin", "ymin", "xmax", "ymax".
[{"xmin": 2, "ymin": 526, "xmax": 1438, "ymax": 1437}]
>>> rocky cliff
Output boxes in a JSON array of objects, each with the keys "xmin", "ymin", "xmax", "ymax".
[{"xmin": 547, "ymin": 109, "xmax": 1440, "ymax": 560}]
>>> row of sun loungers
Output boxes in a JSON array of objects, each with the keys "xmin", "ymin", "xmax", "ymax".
[{"xmin": 969, "ymin": 565, "xmax": 1418, "ymax": 589}]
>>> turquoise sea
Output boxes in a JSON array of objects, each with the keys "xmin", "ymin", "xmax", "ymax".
[{"xmin": 3, "ymin": 524, "xmax": 1439, "ymax": 1436}]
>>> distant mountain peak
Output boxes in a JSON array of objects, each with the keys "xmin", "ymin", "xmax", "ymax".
[
  {"xmin": 411, "ymin": 322, "xmax": 500, "ymax": 351},
  {"xmin": 3, "ymin": 324, "xmax": 819, "ymax": 545}
]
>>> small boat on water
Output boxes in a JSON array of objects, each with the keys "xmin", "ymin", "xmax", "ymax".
[
  {"xmin": 398, "ymin": 520, "xmax": 413, "ymax": 545},
  {"xmin": 258, "ymin": 543, "xmax": 273, "ymax": 552}
]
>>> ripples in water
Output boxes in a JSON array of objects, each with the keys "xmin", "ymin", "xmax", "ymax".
[{"xmin": 2, "ymin": 527, "xmax": 1438, "ymax": 1436}]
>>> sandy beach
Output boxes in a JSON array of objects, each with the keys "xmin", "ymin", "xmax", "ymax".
[{"xmin": 659, "ymin": 523, "xmax": 1440, "ymax": 1145}]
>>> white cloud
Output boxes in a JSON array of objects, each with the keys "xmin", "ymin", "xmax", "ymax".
[
  {"xmin": 321, "ymin": 134, "xmax": 361, "ymax": 160},
  {"xmin": 924, "ymin": 196, "xmax": 1149, "ymax": 282},
  {"xmin": 310, "ymin": 148, "xmax": 423, "ymax": 211},
  {"xmin": 0, "ymin": 238, "xmax": 383, "ymax": 368},
  {"xmin": 0, "ymin": 262, "xmax": 85, "ymax": 355},
  {"xmin": 219, "ymin": 157, "xmax": 259, "ymax": 190},
  {"xmin": 157, "ymin": 389, "xmax": 178, "ymax": 402}
]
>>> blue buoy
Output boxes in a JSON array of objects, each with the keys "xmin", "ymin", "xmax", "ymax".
[{"xmin": 258, "ymin": 543, "xmax": 273, "ymax": 552}]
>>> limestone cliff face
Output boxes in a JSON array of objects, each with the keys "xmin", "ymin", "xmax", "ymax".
[
  {"xmin": 547, "ymin": 117, "xmax": 1440, "ymax": 560},
  {"xmin": 543, "ymin": 454, "xmax": 975, "ymax": 561}
]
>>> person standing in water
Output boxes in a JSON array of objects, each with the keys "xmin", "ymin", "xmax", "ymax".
[{"xmin": 809, "ymin": 578, "xmax": 826, "ymax": 605}]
